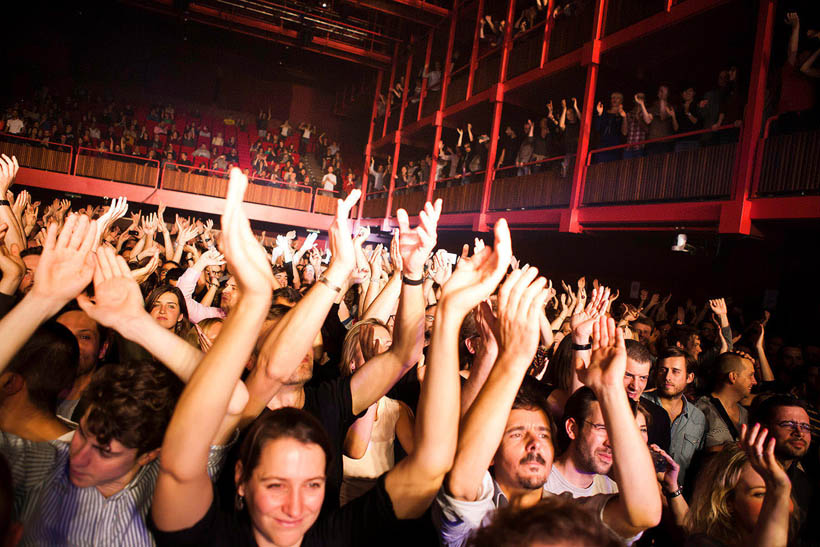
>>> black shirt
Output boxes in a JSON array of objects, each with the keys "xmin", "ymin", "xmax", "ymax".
[
  {"xmin": 641, "ymin": 398, "xmax": 672, "ymax": 453},
  {"xmin": 153, "ymin": 475, "xmax": 398, "ymax": 547},
  {"xmin": 217, "ymin": 376, "xmax": 363, "ymax": 516}
]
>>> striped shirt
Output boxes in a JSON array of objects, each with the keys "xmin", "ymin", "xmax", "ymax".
[{"xmin": 1, "ymin": 431, "xmax": 232, "ymax": 546}]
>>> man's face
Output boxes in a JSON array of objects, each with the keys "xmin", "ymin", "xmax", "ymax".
[
  {"xmin": 493, "ymin": 408, "xmax": 553, "ymax": 491},
  {"xmin": 685, "ymin": 334, "xmax": 702, "ymax": 360},
  {"xmin": 274, "ymin": 271, "xmax": 288, "ymax": 288},
  {"xmin": 780, "ymin": 347, "xmax": 804, "ymax": 370},
  {"xmin": 734, "ymin": 359, "xmax": 757, "ymax": 397},
  {"xmin": 682, "ymin": 88, "xmax": 695, "ymax": 102},
  {"xmin": 221, "ymin": 277, "xmax": 239, "ymax": 311},
  {"xmin": 658, "ymin": 86, "xmax": 669, "ymax": 100},
  {"xmin": 700, "ymin": 322, "xmax": 717, "ymax": 344},
  {"xmin": 568, "ymin": 402, "xmax": 612, "ymax": 475},
  {"xmin": 68, "ymin": 412, "xmax": 143, "ymax": 493},
  {"xmin": 610, "ymin": 93, "xmax": 623, "ymax": 108},
  {"xmin": 57, "ymin": 310, "xmax": 102, "ymax": 376},
  {"xmin": 633, "ymin": 322, "xmax": 651, "ymax": 345},
  {"xmin": 19, "ymin": 254, "xmax": 40, "ymax": 294},
  {"xmin": 768, "ymin": 406, "xmax": 811, "ymax": 461},
  {"xmin": 657, "ymin": 356, "xmax": 692, "ymax": 398},
  {"xmin": 624, "ymin": 359, "xmax": 651, "ymax": 400}
]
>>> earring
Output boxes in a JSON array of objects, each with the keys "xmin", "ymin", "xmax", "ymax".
[{"xmin": 235, "ymin": 493, "xmax": 245, "ymax": 511}]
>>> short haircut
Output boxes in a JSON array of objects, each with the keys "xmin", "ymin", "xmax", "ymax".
[
  {"xmin": 467, "ymin": 494, "xmax": 621, "ymax": 547},
  {"xmin": 749, "ymin": 394, "xmax": 808, "ymax": 426},
  {"xmin": 512, "ymin": 377, "xmax": 556, "ymax": 437},
  {"xmin": 659, "ymin": 346, "xmax": 696, "ymax": 375},
  {"xmin": 266, "ymin": 303, "xmax": 292, "ymax": 322},
  {"xmin": 625, "ymin": 339, "xmax": 653, "ymax": 365},
  {"xmin": 559, "ymin": 387, "xmax": 599, "ymax": 452},
  {"xmin": 164, "ymin": 267, "xmax": 186, "ymax": 283},
  {"xmin": 715, "ymin": 352, "xmax": 750, "ymax": 380},
  {"xmin": 20, "ymin": 246, "xmax": 43, "ymax": 258},
  {"xmin": 633, "ymin": 315, "xmax": 654, "ymax": 329},
  {"xmin": 7, "ymin": 321, "xmax": 79, "ymax": 414},
  {"xmin": 273, "ymin": 287, "xmax": 302, "ymax": 304},
  {"xmin": 81, "ymin": 360, "xmax": 184, "ymax": 455}
]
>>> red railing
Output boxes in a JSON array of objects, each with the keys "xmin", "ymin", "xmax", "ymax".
[
  {"xmin": 0, "ymin": 132, "xmax": 73, "ymax": 173},
  {"xmin": 587, "ymin": 123, "xmax": 739, "ymax": 160},
  {"xmin": 74, "ymin": 147, "xmax": 160, "ymax": 187}
]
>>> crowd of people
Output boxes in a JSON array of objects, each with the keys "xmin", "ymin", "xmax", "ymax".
[{"xmin": 0, "ymin": 150, "xmax": 816, "ymax": 546}]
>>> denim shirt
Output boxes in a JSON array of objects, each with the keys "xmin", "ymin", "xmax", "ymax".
[{"xmin": 643, "ymin": 393, "xmax": 706, "ymax": 486}]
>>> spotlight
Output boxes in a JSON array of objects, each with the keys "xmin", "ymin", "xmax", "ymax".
[
  {"xmin": 321, "ymin": 2, "xmax": 328, "ymax": 7},
  {"xmin": 671, "ymin": 233, "xmax": 694, "ymax": 253}
]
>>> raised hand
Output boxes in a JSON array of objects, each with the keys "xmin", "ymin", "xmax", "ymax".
[
  {"xmin": 430, "ymin": 250, "xmax": 452, "ymax": 286},
  {"xmin": 194, "ymin": 248, "xmax": 226, "ymax": 270},
  {"xmin": 496, "ymin": 265, "xmax": 550, "ymax": 361},
  {"xmin": 571, "ymin": 285, "xmax": 611, "ymax": 343},
  {"xmin": 650, "ymin": 444, "xmax": 680, "ymax": 493},
  {"xmin": 708, "ymin": 297, "xmax": 728, "ymax": 316},
  {"xmin": 95, "ymin": 196, "xmax": 129, "ymax": 248},
  {"xmin": 0, "ymin": 223, "xmax": 25, "ymax": 294},
  {"xmin": 326, "ymin": 189, "xmax": 361, "ymax": 282},
  {"xmin": 576, "ymin": 315, "xmax": 626, "ymax": 393},
  {"xmin": 77, "ymin": 246, "xmax": 147, "ymax": 331},
  {"xmin": 740, "ymin": 423, "xmax": 791, "ymax": 492},
  {"xmin": 389, "ymin": 230, "xmax": 403, "ymax": 274},
  {"xmin": 157, "ymin": 202, "xmax": 167, "ymax": 227},
  {"xmin": 396, "ymin": 199, "xmax": 442, "ymax": 277},
  {"xmin": 30, "ymin": 214, "xmax": 97, "ymax": 313},
  {"xmin": 596, "ymin": 101, "xmax": 604, "ymax": 116},
  {"xmin": 438, "ymin": 219, "xmax": 512, "ymax": 316},
  {"xmin": 221, "ymin": 168, "xmax": 275, "ymax": 296},
  {"xmin": 176, "ymin": 223, "xmax": 199, "ymax": 246},
  {"xmin": 0, "ymin": 155, "xmax": 20, "ymax": 196},
  {"xmin": 131, "ymin": 249, "xmax": 162, "ymax": 284}
]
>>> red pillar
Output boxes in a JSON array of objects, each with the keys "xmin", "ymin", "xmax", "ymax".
[
  {"xmin": 427, "ymin": 0, "xmax": 460, "ymax": 202},
  {"xmin": 358, "ymin": 70, "xmax": 384, "ymax": 220},
  {"xmin": 466, "ymin": 0, "xmax": 485, "ymax": 100},
  {"xmin": 560, "ymin": 0, "xmax": 607, "ymax": 233},
  {"xmin": 718, "ymin": 0, "xmax": 775, "ymax": 234},
  {"xmin": 417, "ymin": 31, "xmax": 434, "ymax": 121},
  {"xmin": 540, "ymin": 0, "xmax": 556, "ymax": 67},
  {"xmin": 474, "ymin": 0, "xmax": 517, "ymax": 231},
  {"xmin": 384, "ymin": 51, "xmax": 415, "ymax": 221},
  {"xmin": 382, "ymin": 43, "xmax": 400, "ymax": 139},
  {"xmin": 384, "ymin": 132, "xmax": 402, "ymax": 226}
]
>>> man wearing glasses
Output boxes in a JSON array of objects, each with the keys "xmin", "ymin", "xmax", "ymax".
[{"xmin": 750, "ymin": 394, "xmax": 815, "ymax": 542}]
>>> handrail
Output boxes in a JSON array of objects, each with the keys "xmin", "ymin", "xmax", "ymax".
[
  {"xmin": 0, "ymin": 132, "xmax": 74, "ymax": 154},
  {"xmin": 77, "ymin": 146, "xmax": 161, "ymax": 166},
  {"xmin": 249, "ymin": 175, "xmax": 315, "ymax": 194},
  {"xmin": 512, "ymin": 18, "xmax": 548, "ymax": 42},
  {"xmin": 588, "ymin": 123, "xmax": 738, "ymax": 157},
  {"xmin": 494, "ymin": 153, "xmax": 570, "ymax": 173},
  {"xmin": 762, "ymin": 115, "xmax": 780, "ymax": 140}
]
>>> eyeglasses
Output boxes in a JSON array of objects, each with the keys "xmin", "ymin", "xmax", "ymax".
[
  {"xmin": 583, "ymin": 420, "xmax": 608, "ymax": 433},
  {"xmin": 776, "ymin": 421, "xmax": 812, "ymax": 433}
]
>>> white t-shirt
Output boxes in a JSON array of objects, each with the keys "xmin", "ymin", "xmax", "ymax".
[
  {"xmin": 7, "ymin": 118, "xmax": 24, "ymax": 134},
  {"xmin": 322, "ymin": 173, "xmax": 337, "ymax": 190},
  {"xmin": 302, "ymin": 127, "xmax": 312, "ymax": 139},
  {"xmin": 544, "ymin": 465, "xmax": 618, "ymax": 498}
]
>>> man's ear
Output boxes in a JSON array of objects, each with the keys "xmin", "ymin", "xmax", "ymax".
[
  {"xmin": 137, "ymin": 447, "xmax": 161, "ymax": 467},
  {"xmin": 685, "ymin": 372, "xmax": 695, "ymax": 385},
  {"xmin": 0, "ymin": 371, "xmax": 24, "ymax": 397},
  {"xmin": 728, "ymin": 371, "xmax": 738, "ymax": 384},
  {"xmin": 98, "ymin": 338, "xmax": 110, "ymax": 361},
  {"xmin": 565, "ymin": 417, "xmax": 578, "ymax": 441},
  {"xmin": 464, "ymin": 337, "xmax": 477, "ymax": 355}
]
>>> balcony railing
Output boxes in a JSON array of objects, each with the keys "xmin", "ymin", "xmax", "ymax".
[
  {"xmin": 756, "ymin": 117, "xmax": 820, "ymax": 196},
  {"xmin": 75, "ymin": 147, "xmax": 160, "ymax": 187},
  {"xmin": 583, "ymin": 125, "xmax": 739, "ymax": 205},
  {"xmin": 0, "ymin": 133, "xmax": 73, "ymax": 174},
  {"xmin": 491, "ymin": 155, "xmax": 572, "ymax": 210}
]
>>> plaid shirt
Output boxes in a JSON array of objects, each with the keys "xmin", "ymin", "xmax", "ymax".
[{"xmin": 625, "ymin": 112, "xmax": 648, "ymax": 150}]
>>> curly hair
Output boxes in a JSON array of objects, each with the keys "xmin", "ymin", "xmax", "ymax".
[{"xmin": 81, "ymin": 360, "xmax": 183, "ymax": 455}]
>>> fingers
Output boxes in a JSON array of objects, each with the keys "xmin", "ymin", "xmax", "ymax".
[
  {"xmin": 96, "ymin": 246, "xmax": 116, "ymax": 280},
  {"xmin": 396, "ymin": 208, "xmax": 410, "ymax": 234}
]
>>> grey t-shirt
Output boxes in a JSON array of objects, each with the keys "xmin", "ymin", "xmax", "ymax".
[{"xmin": 695, "ymin": 396, "xmax": 748, "ymax": 448}]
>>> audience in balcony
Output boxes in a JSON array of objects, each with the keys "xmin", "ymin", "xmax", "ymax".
[
  {"xmin": 647, "ymin": 85, "xmax": 679, "ymax": 154},
  {"xmin": 593, "ymin": 92, "xmax": 626, "ymax": 162},
  {"xmin": 675, "ymin": 86, "xmax": 704, "ymax": 152},
  {"xmin": 776, "ymin": 12, "xmax": 820, "ymax": 133},
  {"xmin": 623, "ymin": 93, "xmax": 651, "ymax": 158},
  {"xmin": 192, "ymin": 144, "xmax": 211, "ymax": 159}
]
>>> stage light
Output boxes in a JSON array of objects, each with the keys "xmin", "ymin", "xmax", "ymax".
[{"xmin": 671, "ymin": 233, "xmax": 692, "ymax": 253}]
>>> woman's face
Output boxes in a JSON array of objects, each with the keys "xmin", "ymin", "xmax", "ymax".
[
  {"xmin": 238, "ymin": 438, "xmax": 326, "ymax": 547},
  {"xmin": 150, "ymin": 291, "xmax": 183, "ymax": 330},
  {"xmin": 731, "ymin": 463, "xmax": 793, "ymax": 533}
]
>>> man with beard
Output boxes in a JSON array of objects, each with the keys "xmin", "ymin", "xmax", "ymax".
[
  {"xmin": 436, "ymin": 285, "xmax": 661, "ymax": 547},
  {"xmin": 750, "ymin": 394, "xmax": 815, "ymax": 541},
  {"xmin": 696, "ymin": 352, "xmax": 755, "ymax": 450},
  {"xmin": 642, "ymin": 347, "xmax": 705, "ymax": 486},
  {"xmin": 624, "ymin": 340, "xmax": 671, "ymax": 452}
]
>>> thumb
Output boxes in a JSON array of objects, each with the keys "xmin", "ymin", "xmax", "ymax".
[{"xmin": 76, "ymin": 293, "xmax": 94, "ymax": 313}]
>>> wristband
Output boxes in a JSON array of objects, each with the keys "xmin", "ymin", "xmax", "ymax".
[
  {"xmin": 318, "ymin": 275, "xmax": 342, "ymax": 293},
  {"xmin": 664, "ymin": 488, "xmax": 682, "ymax": 499},
  {"xmin": 571, "ymin": 342, "xmax": 592, "ymax": 351},
  {"xmin": 402, "ymin": 275, "xmax": 424, "ymax": 286},
  {"xmin": 0, "ymin": 200, "xmax": 9, "ymax": 207}
]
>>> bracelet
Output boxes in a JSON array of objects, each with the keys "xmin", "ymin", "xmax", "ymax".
[
  {"xmin": 664, "ymin": 488, "xmax": 683, "ymax": 499},
  {"xmin": 402, "ymin": 275, "xmax": 424, "ymax": 286},
  {"xmin": 571, "ymin": 342, "xmax": 592, "ymax": 351},
  {"xmin": 318, "ymin": 275, "xmax": 342, "ymax": 293},
  {"xmin": 0, "ymin": 200, "xmax": 9, "ymax": 207}
]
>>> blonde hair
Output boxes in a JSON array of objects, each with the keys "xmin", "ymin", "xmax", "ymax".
[
  {"xmin": 340, "ymin": 318, "xmax": 388, "ymax": 377},
  {"xmin": 686, "ymin": 444, "xmax": 747, "ymax": 545}
]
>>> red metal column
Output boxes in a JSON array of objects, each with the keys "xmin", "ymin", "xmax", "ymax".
[
  {"xmin": 417, "ymin": 31, "xmax": 435, "ymax": 121},
  {"xmin": 466, "ymin": 0, "xmax": 485, "ymax": 100},
  {"xmin": 397, "ymin": 42, "xmax": 415, "ymax": 131},
  {"xmin": 540, "ymin": 0, "xmax": 556, "ymax": 67},
  {"xmin": 359, "ymin": 70, "xmax": 384, "ymax": 220},
  {"xmin": 427, "ymin": 1, "xmax": 460, "ymax": 201},
  {"xmin": 385, "ymin": 52, "xmax": 415, "ymax": 221},
  {"xmin": 474, "ymin": 0, "xmax": 517, "ymax": 231},
  {"xmin": 382, "ymin": 43, "xmax": 400, "ymax": 139},
  {"xmin": 560, "ymin": 0, "xmax": 607, "ymax": 233},
  {"xmin": 718, "ymin": 0, "xmax": 775, "ymax": 235}
]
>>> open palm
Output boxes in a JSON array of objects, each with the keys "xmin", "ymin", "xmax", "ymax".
[{"xmin": 78, "ymin": 247, "xmax": 146, "ymax": 330}]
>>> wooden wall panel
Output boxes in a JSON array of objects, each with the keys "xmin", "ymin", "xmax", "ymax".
[
  {"xmin": 490, "ymin": 169, "xmax": 572, "ymax": 210},
  {"xmin": 0, "ymin": 142, "xmax": 71, "ymax": 174},
  {"xmin": 75, "ymin": 155, "xmax": 157, "ymax": 186},
  {"xmin": 434, "ymin": 181, "xmax": 483, "ymax": 213},
  {"xmin": 363, "ymin": 197, "xmax": 388, "ymax": 218},
  {"xmin": 758, "ymin": 130, "xmax": 820, "ymax": 195}
]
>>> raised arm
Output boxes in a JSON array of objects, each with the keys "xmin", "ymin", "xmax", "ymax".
[
  {"xmin": 245, "ymin": 192, "xmax": 360, "ymax": 417},
  {"xmin": 742, "ymin": 424, "xmax": 792, "ymax": 547},
  {"xmin": 386, "ymin": 218, "xmax": 512, "ymax": 517},
  {"xmin": 448, "ymin": 264, "xmax": 549, "ymax": 501},
  {"xmin": 0, "ymin": 214, "xmax": 96, "ymax": 376},
  {"xmin": 581, "ymin": 316, "xmax": 662, "ymax": 538},
  {"xmin": 348, "ymin": 200, "xmax": 442, "ymax": 415},
  {"xmin": 361, "ymin": 232, "xmax": 403, "ymax": 322},
  {"xmin": 459, "ymin": 301, "xmax": 500, "ymax": 416},
  {"xmin": 152, "ymin": 168, "xmax": 274, "ymax": 532},
  {"xmin": 0, "ymin": 156, "xmax": 26, "ymax": 252}
]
